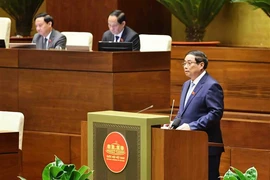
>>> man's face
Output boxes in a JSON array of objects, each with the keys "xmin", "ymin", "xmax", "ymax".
[
  {"xmin": 108, "ymin": 15, "xmax": 125, "ymax": 35},
  {"xmin": 35, "ymin": 17, "xmax": 52, "ymax": 37},
  {"xmin": 183, "ymin": 54, "xmax": 204, "ymax": 80}
]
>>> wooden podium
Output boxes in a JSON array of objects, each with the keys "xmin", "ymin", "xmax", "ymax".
[
  {"xmin": 87, "ymin": 110, "xmax": 169, "ymax": 180},
  {"xmin": 152, "ymin": 128, "xmax": 208, "ymax": 180},
  {"xmin": 87, "ymin": 111, "xmax": 209, "ymax": 180}
]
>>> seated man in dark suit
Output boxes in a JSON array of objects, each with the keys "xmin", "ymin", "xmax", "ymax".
[
  {"xmin": 102, "ymin": 10, "xmax": 140, "ymax": 51},
  {"xmin": 32, "ymin": 12, "xmax": 66, "ymax": 50}
]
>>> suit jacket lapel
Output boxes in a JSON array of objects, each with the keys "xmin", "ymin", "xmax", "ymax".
[
  {"xmin": 184, "ymin": 83, "xmax": 203, "ymax": 108},
  {"xmin": 121, "ymin": 27, "xmax": 127, "ymax": 42},
  {"xmin": 48, "ymin": 29, "xmax": 55, "ymax": 49},
  {"xmin": 37, "ymin": 35, "xmax": 43, "ymax": 49},
  {"xmin": 109, "ymin": 33, "xmax": 114, "ymax": 41},
  {"xmin": 181, "ymin": 73, "xmax": 209, "ymax": 115},
  {"xmin": 180, "ymin": 81, "xmax": 190, "ymax": 110}
]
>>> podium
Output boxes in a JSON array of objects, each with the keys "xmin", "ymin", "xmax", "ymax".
[
  {"xmin": 87, "ymin": 111, "xmax": 209, "ymax": 180},
  {"xmin": 152, "ymin": 128, "xmax": 208, "ymax": 180},
  {"xmin": 87, "ymin": 110, "xmax": 169, "ymax": 180}
]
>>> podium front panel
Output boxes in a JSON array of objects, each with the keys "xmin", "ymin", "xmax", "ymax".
[{"xmin": 93, "ymin": 123, "xmax": 140, "ymax": 180}]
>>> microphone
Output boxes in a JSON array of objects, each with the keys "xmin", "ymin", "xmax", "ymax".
[
  {"xmin": 170, "ymin": 118, "xmax": 181, "ymax": 129},
  {"xmin": 137, "ymin": 105, "xmax": 154, "ymax": 113},
  {"xmin": 161, "ymin": 100, "xmax": 175, "ymax": 129}
]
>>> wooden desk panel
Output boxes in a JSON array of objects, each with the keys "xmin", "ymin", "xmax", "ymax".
[
  {"xmin": 0, "ymin": 132, "xmax": 19, "ymax": 180},
  {"xmin": 19, "ymin": 50, "xmax": 113, "ymax": 71},
  {"xmin": 19, "ymin": 69, "xmax": 113, "ymax": 134},
  {"xmin": 0, "ymin": 131, "xmax": 18, "ymax": 153},
  {"xmin": 0, "ymin": 49, "xmax": 19, "ymax": 67},
  {"xmin": 22, "ymin": 131, "xmax": 71, "ymax": 180},
  {"xmin": 113, "ymin": 71, "xmax": 170, "ymax": 110},
  {"xmin": 19, "ymin": 50, "xmax": 170, "ymax": 72},
  {"xmin": 0, "ymin": 68, "xmax": 19, "ymax": 111},
  {"xmin": 0, "ymin": 154, "xmax": 20, "ymax": 180},
  {"xmin": 231, "ymin": 148, "xmax": 270, "ymax": 180},
  {"xmin": 171, "ymin": 46, "xmax": 270, "ymax": 63},
  {"xmin": 221, "ymin": 118, "xmax": 270, "ymax": 149},
  {"xmin": 0, "ymin": 49, "xmax": 19, "ymax": 111}
]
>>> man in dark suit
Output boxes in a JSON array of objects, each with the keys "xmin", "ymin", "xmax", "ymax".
[
  {"xmin": 32, "ymin": 13, "xmax": 66, "ymax": 50},
  {"xmin": 102, "ymin": 10, "xmax": 140, "ymax": 51},
  {"xmin": 170, "ymin": 50, "xmax": 224, "ymax": 180}
]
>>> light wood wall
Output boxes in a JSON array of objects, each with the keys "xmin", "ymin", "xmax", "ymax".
[{"xmin": 172, "ymin": 2, "xmax": 270, "ymax": 47}]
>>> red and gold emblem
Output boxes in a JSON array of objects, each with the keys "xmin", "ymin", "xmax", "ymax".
[{"xmin": 103, "ymin": 131, "xmax": 129, "ymax": 173}]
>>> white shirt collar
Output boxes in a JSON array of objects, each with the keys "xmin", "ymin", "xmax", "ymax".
[
  {"xmin": 114, "ymin": 29, "xmax": 124, "ymax": 42},
  {"xmin": 192, "ymin": 70, "xmax": 206, "ymax": 86},
  {"xmin": 45, "ymin": 31, "xmax": 52, "ymax": 41}
]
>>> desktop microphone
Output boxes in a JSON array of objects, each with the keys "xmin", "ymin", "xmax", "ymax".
[{"xmin": 137, "ymin": 105, "xmax": 154, "ymax": 113}]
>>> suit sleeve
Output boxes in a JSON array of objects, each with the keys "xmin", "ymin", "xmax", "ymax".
[
  {"xmin": 189, "ymin": 83, "xmax": 224, "ymax": 130},
  {"xmin": 102, "ymin": 31, "xmax": 110, "ymax": 41},
  {"xmin": 130, "ymin": 34, "xmax": 140, "ymax": 51},
  {"xmin": 32, "ymin": 34, "xmax": 38, "ymax": 43},
  {"xmin": 101, "ymin": 33, "xmax": 106, "ymax": 41},
  {"xmin": 55, "ymin": 34, "xmax": 67, "ymax": 49}
]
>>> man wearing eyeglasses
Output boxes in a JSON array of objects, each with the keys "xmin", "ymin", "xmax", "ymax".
[
  {"xmin": 170, "ymin": 50, "xmax": 224, "ymax": 180},
  {"xmin": 101, "ymin": 9, "xmax": 140, "ymax": 51}
]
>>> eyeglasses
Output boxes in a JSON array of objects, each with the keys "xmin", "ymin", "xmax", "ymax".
[{"xmin": 182, "ymin": 61, "xmax": 197, "ymax": 67}]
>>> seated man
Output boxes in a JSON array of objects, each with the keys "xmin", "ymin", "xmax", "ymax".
[
  {"xmin": 102, "ymin": 10, "xmax": 140, "ymax": 51},
  {"xmin": 32, "ymin": 12, "xmax": 66, "ymax": 50}
]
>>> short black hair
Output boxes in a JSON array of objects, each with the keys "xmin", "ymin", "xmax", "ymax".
[
  {"xmin": 34, "ymin": 12, "xmax": 54, "ymax": 27},
  {"xmin": 185, "ymin": 50, "xmax": 208, "ymax": 69},
  {"xmin": 109, "ymin": 10, "xmax": 126, "ymax": 24}
]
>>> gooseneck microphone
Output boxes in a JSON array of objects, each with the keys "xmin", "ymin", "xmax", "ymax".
[
  {"xmin": 137, "ymin": 105, "xmax": 154, "ymax": 113},
  {"xmin": 169, "ymin": 99, "xmax": 175, "ymax": 122}
]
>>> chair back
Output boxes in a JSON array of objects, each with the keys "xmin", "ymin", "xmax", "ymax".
[
  {"xmin": 0, "ymin": 17, "xmax": 11, "ymax": 48},
  {"xmin": 61, "ymin": 31, "xmax": 93, "ymax": 51},
  {"xmin": 139, "ymin": 34, "xmax": 172, "ymax": 52},
  {"xmin": 0, "ymin": 111, "xmax": 24, "ymax": 150}
]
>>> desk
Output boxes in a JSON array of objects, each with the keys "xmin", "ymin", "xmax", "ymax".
[
  {"xmin": 0, "ymin": 131, "xmax": 19, "ymax": 180},
  {"xmin": 0, "ymin": 49, "xmax": 170, "ymax": 179}
]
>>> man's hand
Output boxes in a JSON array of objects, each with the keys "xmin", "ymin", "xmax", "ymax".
[
  {"xmin": 161, "ymin": 121, "xmax": 174, "ymax": 129},
  {"xmin": 176, "ymin": 123, "xmax": 191, "ymax": 130}
]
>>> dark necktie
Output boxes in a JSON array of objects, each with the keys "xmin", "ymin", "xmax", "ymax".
[
  {"xmin": 42, "ymin": 38, "xmax": 47, "ymax": 49},
  {"xmin": 115, "ymin": 36, "xmax": 119, "ymax": 42}
]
